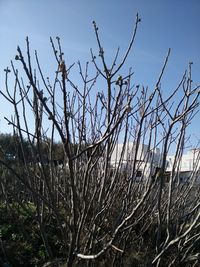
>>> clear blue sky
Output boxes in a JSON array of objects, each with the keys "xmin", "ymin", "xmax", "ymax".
[{"xmin": 0, "ymin": 0, "xmax": 200, "ymax": 144}]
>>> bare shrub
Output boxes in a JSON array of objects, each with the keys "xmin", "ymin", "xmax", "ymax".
[{"xmin": 0, "ymin": 14, "xmax": 200, "ymax": 266}]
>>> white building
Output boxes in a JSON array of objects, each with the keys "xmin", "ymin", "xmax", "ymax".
[
  {"xmin": 167, "ymin": 149, "xmax": 200, "ymax": 183},
  {"xmin": 111, "ymin": 142, "xmax": 161, "ymax": 180}
]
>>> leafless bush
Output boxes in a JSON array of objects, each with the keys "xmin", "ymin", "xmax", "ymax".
[{"xmin": 0, "ymin": 14, "xmax": 200, "ymax": 266}]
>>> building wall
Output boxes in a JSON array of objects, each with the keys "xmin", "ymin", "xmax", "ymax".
[
  {"xmin": 110, "ymin": 142, "xmax": 161, "ymax": 180},
  {"xmin": 167, "ymin": 149, "xmax": 200, "ymax": 183}
]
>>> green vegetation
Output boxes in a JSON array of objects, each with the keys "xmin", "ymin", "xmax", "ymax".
[{"xmin": 0, "ymin": 201, "xmax": 65, "ymax": 266}]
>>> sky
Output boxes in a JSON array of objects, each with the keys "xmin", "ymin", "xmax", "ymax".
[{"xmin": 0, "ymin": 0, "xmax": 200, "ymax": 146}]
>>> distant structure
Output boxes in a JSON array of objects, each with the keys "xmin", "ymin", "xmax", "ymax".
[
  {"xmin": 167, "ymin": 149, "xmax": 200, "ymax": 183},
  {"xmin": 111, "ymin": 144, "xmax": 200, "ymax": 184},
  {"xmin": 110, "ymin": 142, "xmax": 161, "ymax": 180}
]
